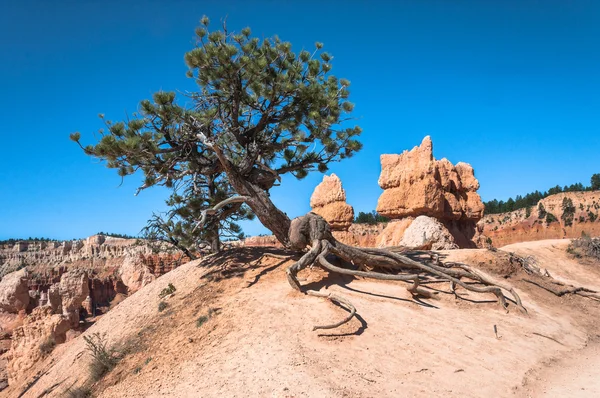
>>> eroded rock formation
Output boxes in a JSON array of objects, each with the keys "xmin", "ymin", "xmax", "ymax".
[
  {"xmin": 56, "ymin": 270, "xmax": 90, "ymax": 327},
  {"xmin": 310, "ymin": 174, "xmax": 354, "ymax": 231},
  {"xmin": 376, "ymin": 136, "xmax": 484, "ymax": 247},
  {"xmin": 118, "ymin": 255, "xmax": 157, "ymax": 293},
  {"xmin": 0, "ymin": 270, "xmax": 29, "ymax": 314},
  {"xmin": 7, "ymin": 306, "xmax": 71, "ymax": 385},
  {"xmin": 0, "ymin": 235, "xmax": 156, "ymax": 278},
  {"xmin": 0, "ymin": 237, "xmax": 191, "ymax": 390}
]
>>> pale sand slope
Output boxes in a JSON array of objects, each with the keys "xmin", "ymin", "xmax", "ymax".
[
  {"xmin": 4, "ymin": 241, "xmax": 600, "ymax": 398},
  {"xmin": 501, "ymin": 239, "xmax": 600, "ymax": 397},
  {"xmin": 502, "ymin": 239, "xmax": 600, "ymax": 291}
]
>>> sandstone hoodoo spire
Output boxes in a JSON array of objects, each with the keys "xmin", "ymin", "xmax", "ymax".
[
  {"xmin": 376, "ymin": 136, "xmax": 484, "ymax": 247},
  {"xmin": 310, "ymin": 174, "xmax": 354, "ymax": 231}
]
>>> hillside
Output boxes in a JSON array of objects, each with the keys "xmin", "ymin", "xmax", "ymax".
[
  {"xmin": 481, "ymin": 191, "xmax": 600, "ymax": 247},
  {"xmin": 3, "ymin": 240, "xmax": 600, "ymax": 397}
]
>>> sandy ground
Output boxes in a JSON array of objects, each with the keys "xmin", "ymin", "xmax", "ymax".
[
  {"xmin": 3, "ymin": 240, "xmax": 600, "ymax": 397},
  {"xmin": 519, "ymin": 342, "xmax": 600, "ymax": 397}
]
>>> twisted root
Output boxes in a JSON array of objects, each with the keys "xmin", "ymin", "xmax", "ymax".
[{"xmin": 287, "ymin": 213, "xmax": 526, "ymax": 331}]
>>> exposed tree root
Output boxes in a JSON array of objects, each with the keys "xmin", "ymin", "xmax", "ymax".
[
  {"xmin": 522, "ymin": 278, "xmax": 600, "ymax": 301},
  {"xmin": 286, "ymin": 213, "xmax": 527, "ymax": 331},
  {"xmin": 508, "ymin": 252, "xmax": 600, "ymax": 302},
  {"xmin": 306, "ymin": 290, "xmax": 356, "ymax": 331}
]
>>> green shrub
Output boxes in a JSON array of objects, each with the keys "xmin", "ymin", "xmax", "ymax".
[
  {"xmin": 589, "ymin": 212, "xmax": 597, "ymax": 222},
  {"xmin": 538, "ymin": 203, "xmax": 547, "ymax": 219},
  {"xmin": 561, "ymin": 197, "xmax": 576, "ymax": 226},
  {"xmin": 158, "ymin": 301, "xmax": 168, "ymax": 312},
  {"xmin": 83, "ymin": 333, "xmax": 119, "ymax": 381},
  {"xmin": 196, "ymin": 315, "xmax": 209, "ymax": 327},
  {"xmin": 196, "ymin": 308, "xmax": 217, "ymax": 328},
  {"xmin": 525, "ymin": 206, "xmax": 531, "ymax": 218},
  {"xmin": 159, "ymin": 283, "xmax": 176, "ymax": 299},
  {"xmin": 39, "ymin": 336, "xmax": 56, "ymax": 355},
  {"xmin": 546, "ymin": 213, "xmax": 558, "ymax": 225},
  {"xmin": 64, "ymin": 385, "xmax": 92, "ymax": 398}
]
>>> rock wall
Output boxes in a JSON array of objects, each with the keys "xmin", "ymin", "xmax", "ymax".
[
  {"xmin": 0, "ymin": 235, "xmax": 155, "ymax": 278},
  {"xmin": 481, "ymin": 191, "xmax": 600, "ymax": 247},
  {"xmin": 310, "ymin": 174, "xmax": 354, "ymax": 231}
]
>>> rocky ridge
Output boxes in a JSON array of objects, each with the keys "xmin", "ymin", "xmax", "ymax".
[
  {"xmin": 481, "ymin": 191, "xmax": 600, "ymax": 247},
  {"xmin": 0, "ymin": 236, "xmax": 190, "ymax": 390}
]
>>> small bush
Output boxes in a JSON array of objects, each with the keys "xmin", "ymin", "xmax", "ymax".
[
  {"xmin": 538, "ymin": 203, "xmax": 547, "ymax": 219},
  {"xmin": 39, "ymin": 336, "xmax": 56, "ymax": 355},
  {"xmin": 589, "ymin": 212, "xmax": 597, "ymax": 222},
  {"xmin": 64, "ymin": 385, "xmax": 92, "ymax": 398},
  {"xmin": 568, "ymin": 234, "xmax": 600, "ymax": 261},
  {"xmin": 158, "ymin": 301, "xmax": 168, "ymax": 312},
  {"xmin": 196, "ymin": 308, "xmax": 217, "ymax": 328},
  {"xmin": 83, "ymin": 333, "xmax": 119, "ymax": 381},
  {"xmin": 525, "ymin": 206, "xmax": 531, "ymax": 218},
  {"xmin": 196, "ymin": 315, "xmax": 209, "ymax": 328},
  {"xmin": 159, "ymin": 283, "xmax": 176, "ymax": 299},
  {"xmin": 546, "ymin": 213, "xmax": 558, "ymax": 225},
  {"xmin": 561, "ymin": 197, "xmax": 576, "ymax": 226}
]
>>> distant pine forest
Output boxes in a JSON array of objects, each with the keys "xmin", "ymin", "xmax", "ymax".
[{"xmin": 484, "ymin": 173, "xmax": 600, "ymax": 215}]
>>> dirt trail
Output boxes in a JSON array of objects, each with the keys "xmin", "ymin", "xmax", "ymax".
[
  {"xmin": 3, "ymin": 241, "xmax": 600, "ymax": 397},
  {"xmin": 519, "ymin": 342, "xmax": 600, "ymax": 397},
  {"xmin": 501, "ymin": 239, "xmax": 600, "ymax": 397},
  {"xmin": 502, "ymin": 239, "xmax": 600, "ymax": 291}
]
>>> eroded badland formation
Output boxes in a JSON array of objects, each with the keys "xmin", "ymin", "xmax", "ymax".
[{"xmin": 2, "ymin": 137, "xmax": 600, "ymax": 397}]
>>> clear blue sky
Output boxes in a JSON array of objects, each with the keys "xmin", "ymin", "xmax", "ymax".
[{"xmin": 1, "ymin": 1, "xmax": 599, "ymax": 240}]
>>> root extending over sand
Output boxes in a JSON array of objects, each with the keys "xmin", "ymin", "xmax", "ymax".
[{"xmin": 285, "ymin": 213, "xmax": 526, "ymax": 330}]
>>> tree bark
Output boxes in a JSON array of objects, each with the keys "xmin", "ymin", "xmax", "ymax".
[
  {"xmin": 210, "ymin": 232, "xmax": 221, "ymax": 253},
  {"xmin": 226, "ymin": 169, "xmax": 291, "ymax": 246},
  {"xmin": 196, "ymin": 130, "xmax": 292, "ymax": 246}
]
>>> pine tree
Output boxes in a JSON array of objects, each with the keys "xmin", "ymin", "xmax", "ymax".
[
  {"xmin": 72, "ymin": 16, "xmax": 361, "ymax": 245},
  {"xmin": 591, "ymin": 173, "xmax": 600, "ymax": 191}
]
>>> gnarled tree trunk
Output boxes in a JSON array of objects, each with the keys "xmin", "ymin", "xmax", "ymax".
[{"xmin": 225, "ymin": 170, "xmax": 292, "ymax": 246}]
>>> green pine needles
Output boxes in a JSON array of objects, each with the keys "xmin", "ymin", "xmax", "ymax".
[{"xmin": 72, "ymin": 16, "xmax": 362, "ymax": 248}]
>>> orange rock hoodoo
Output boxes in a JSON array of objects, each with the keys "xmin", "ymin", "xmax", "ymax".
[
  {"xmin": 310, "ymin": 174, "xmax": 354, "ymax": 231},
  {"xmin": 376, "ymin": 136, "xmax": 484, "ymax": 247}
]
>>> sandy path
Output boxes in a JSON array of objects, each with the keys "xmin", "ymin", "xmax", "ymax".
[
  {"xmin": 519, "ymin": 343, "xmax": 600, "ymax": 397},
  {"xmin": 502, "ymin": 239, "xmax": 600, "ymax": 291}
]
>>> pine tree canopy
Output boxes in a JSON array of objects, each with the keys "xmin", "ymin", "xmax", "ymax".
[
  {"xmin": 71, "ymin": 17, "xmax": 362, "ymax": 246},
  {"xmin": 71, "ymin": 16, "xmax": 361, "ymax": 190}
]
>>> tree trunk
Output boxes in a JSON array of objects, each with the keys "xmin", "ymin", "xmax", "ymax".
[
  {"xmin": 206, "ymin": 175, "xmax": 222, "ymax": 253},
  {"xmin": 210, "ymin": 233, "xmax": 221, "ymax": 253},
  {"xmin": 226, "ymin": 171, "xmax": 291, "ymax": 246}
]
